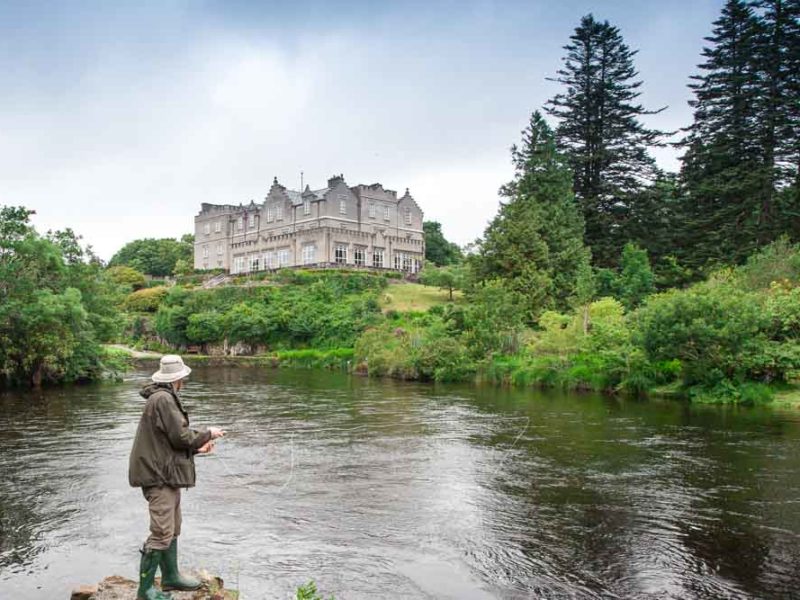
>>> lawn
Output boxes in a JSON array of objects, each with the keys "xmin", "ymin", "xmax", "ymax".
[{"xmin": 380, "ymin": 281, "xmax": 462, "ymax": 313}]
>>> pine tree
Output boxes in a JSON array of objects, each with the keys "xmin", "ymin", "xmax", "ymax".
[
  {"xmin": 751, "ymin": 0, "xmax": 800, "ymax": 235},
  {"xmin": 545, "ymin": 14, "xmax": 666, "ymax": 267},
  {"xmin": 679, "ymin": 0, "xmax": 764, "ymax": 266},
  {"xmin": 474, "ymin": 112, "xmax": 590, "ymax": 320}
]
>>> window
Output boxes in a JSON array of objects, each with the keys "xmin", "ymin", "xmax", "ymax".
[
  {"xmin": 354, "ymin": 247, "xmax": 365, "ymax": 266},
  {"xmin": 267, "ymin": 207, "xmax": 274, "ymax": 222},
  {"xmin": 203, "ymin": 223, "xmax": 210, "ymax": 235},
  {"xmin": 202, "ymin": 245, "xmax": 209, "ymax": 258},
  {"xmin": 277, "ymin": 248, "xmax": 290, "ymax": 267},
  {"xmin": 403, "ymin": 254, "xmax": 412, "ymax": 272},
  {"xmin": 263, "ymin": 252, "xmax": 274, "ymax": 269},
  {"xmin": 368, "ymin": 203, "xmax": 376, "ymax": 218},
  {"xmin": 404, "ymin": 207, "xmax": 412, "ymax": 226},
  {"xmin": 214, "ymin": 221, "xmax": 222, "ymax": 233},
  {"xmin": 303, "ymin": 199, "xmax": 311, "ymax": 215},
  {"xmin": 250, "ymin": 256, "xmax": 260, "ymax": 271},
  {"xmin": 248, "ymin": 214, "xmax": 256, "ymax": 228},
  {"xmin": 394, "ymin": 252, "xmax": 402, "ymax": 270},
  {"xmin": 339, "ymin": 195, "xmax": 347, "ymax": 214},
  {"xmin": 233, "ymin": 256, "xmax": 246, "ymax": 273},
  {"xmin": 373, "ymin": 249, "xmax": 384, "ymax": 268},
  {"xmin": 216, "ymin": 242, "xmax": 223, "ymax": 255},
  {"xmin": 276, "ymin": 204, "xmax": 283, "ymax": 221},
  {"xmin": 237, "ymin": 217, "xmax": 243, "ymax": 231},
  {"xmin": 335, "ymin": 244, "xmax": 347, "ymax": 264},
  {"xmin": 302, "ymin": 244, "xmax": 316, "ymax": 265},
  {"xmin": 384, "ymin": 205, "xmax": 390, "ymax": 220}
]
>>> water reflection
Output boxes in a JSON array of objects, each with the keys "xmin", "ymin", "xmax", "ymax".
[{"xmin": 1, "ymin": 368, "xmax": 799, "ymax": 599}]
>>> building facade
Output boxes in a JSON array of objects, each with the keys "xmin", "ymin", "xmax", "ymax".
[{"xmin": 194, "ymin": 174, "xmax": 425, "ymax": 274}]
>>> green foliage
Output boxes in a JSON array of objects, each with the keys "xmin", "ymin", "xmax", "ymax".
[
  {"xmin": 460, "ymin": 280, "xmax": 527, "ymax": 359},
  {"xmin": 423, "ymin": 221, "xmax": 463, "ymax": 265},
  {"xmin": 296, "ymin": 580, "xmax": 334, "ymax": 600},
  {"xmin": 173, "ymin": 258, "xmax": 193, "ymax": 277},
  {"xmin": 152, "ymin": 272, "xmax": 385, "ymax": 351},
  {"xmin": 545, "ymin": 14, "xmax": 666, "ymax": 266},
  {"xmin": 109, "ymin": 236, "xmax": 193, "ymax": 277},
  {"xmin": 617, "ymin": 244, "xmax": 655, "ymax": 309},
  {"xmin": 124, "ymin": 286, "xmax": 169, "ymax": 312},
  {"xmin": 186, "ymin": 311, "xmax": 225, "ymax": 344},
  {"xmin": 473, "ymin": 112, "xmax": 590, "ymax": 319},
  {"xmin": 418, "ymin": 262, "xmax": 468, "ymax": 300},
  {"xmin": 0, "ymin": 206, "xmax": 125, "ymax": 386},
  {"xmin": 274, "ymin": 348, "xmax": 354, "ymax": 370},
  {"xmin": 588, "ymin": 244, "xmax": 656, "ymax": 309},
  {"xmin": 354, "ymin": 314, "xmax": 476, "ymax": 381},
  {"xmin": 106, "ymin": 265, "xmax": 147, "ymax": 290}
]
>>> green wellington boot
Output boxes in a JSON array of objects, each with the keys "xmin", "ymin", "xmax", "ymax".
[
  {"xmin": 137, "ymin": 546, "xmax": 173, "ymax": 600},
  {"xmin": 160, "ymin": 537, "xmax": 202, "ymax": 592}
]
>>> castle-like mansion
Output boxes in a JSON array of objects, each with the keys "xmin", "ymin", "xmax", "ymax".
[{"xmin": 194, "ymin": 174, "xmax": 425, "ymax": 274}]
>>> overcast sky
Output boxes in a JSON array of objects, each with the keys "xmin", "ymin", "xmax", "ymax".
[{"xmin": 0, "ymin": 0, "xmax": 725, "ymax": 260}]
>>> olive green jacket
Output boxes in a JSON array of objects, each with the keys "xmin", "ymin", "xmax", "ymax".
[{"xmin": 128, "ymin": 383, "xmax": 212, "ymax": 488}]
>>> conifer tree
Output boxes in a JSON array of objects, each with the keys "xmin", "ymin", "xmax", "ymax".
[
  {"xmin": 679, "ymin": 0, "xmax": 763, "ymax": 265},
  {"xmin": 474, "ymin": 112, "xmax": 590, "ymax": 320},
  {"xmin": 751, "ymin": 0, "xmax": 800, "ymax": 231},
  {"xmin": 545, "ymin": 14, "xmax": 666, "ymax": 267},
  {"xmin": 679, "ymin": 0, "xmax": 800, "ymax": 266}
]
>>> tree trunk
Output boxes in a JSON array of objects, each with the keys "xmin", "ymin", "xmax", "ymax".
[{"xmin": 31, "ymin": 362, "xmax": 43, "ymax": 388}]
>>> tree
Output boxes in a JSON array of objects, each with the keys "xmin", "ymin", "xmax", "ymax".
[
  {"xmin": 106, "ymin": 265, "xmax": 147, "ymax": 290},
  {"xmin": 680, "ymin": 0, "xmax": 764, "ymax": 267},
  {"xmin": 0, "ymin": 206, "xmax": 117, "ymax": 386},
  {"xmin": 173, "ymin": 258, "xmax": 193, "ymax": 277},
  {"xmin": 617, "ymin": 243, "xmax": 655, "ymax": 309},
  {"xmin": 109, "ymin": 237, "xmax": 193, "ymax": 277},
  {"xmin": 423, "ymin": 221, "xmax": 462, "ymax": 266},
  {"xmin": 419, "ymin": 263, "xmax": 468, "ymax": 300},
  {"xmin": 752, "ymin": 0, "xmax": 800, "ymax": 203},
  {"xmin": 474, "ymin": 111, "xmax": 589, "ymax": 320},
  {"xmin": 545, "ymin": 14, "xmax": 666, "ymax": 266},
  {"xmin": 678, "ymin": 0, "xmax": 800, "ymax": 266}
]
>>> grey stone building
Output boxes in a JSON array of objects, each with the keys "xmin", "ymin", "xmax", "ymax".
[{"xmin": 194, "ymin": 174, "xmax": 425, "ymax": 274}]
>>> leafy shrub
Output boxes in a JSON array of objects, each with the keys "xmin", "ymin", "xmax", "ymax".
[
  {"xmin": 124, "ymin": 286, "xmax": 168, "ymax": 312},
  {"xmin": 106, "ymin": 265, "xmax": 146, "ymax": 290}
]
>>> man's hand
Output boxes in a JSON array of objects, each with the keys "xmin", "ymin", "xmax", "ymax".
[
  {"xmin": 197, "ymin": 440, "xmax": 215, "ymax": 454},
  {"xmin": 208, "ymin": 426, "xmax": 226, "ymax": 439}
]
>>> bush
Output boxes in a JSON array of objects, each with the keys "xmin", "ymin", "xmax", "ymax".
[
  {"xmin": 124, "ymin": 286, "xmax": 168, "ymax": 312},
  {"xmin": 633, "ymin": 267, "xmax": 800, "ymax": 392},
  {"xmin": 106, "ymin": 265, "xmax": 146, "ymax": 290}
]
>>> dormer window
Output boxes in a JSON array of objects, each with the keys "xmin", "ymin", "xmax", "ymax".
[
  {"xmin": 368, "ymin": 203, "xmax": 376, "ymax": 218},
  {"xmin": 384, "ymin": 205, "xmax": 390, "ymax": 221},
  {"xmin": 303, "ymin": 199, "xmax": 311, "ymax": 215},
  {"xmin": 404, "ymin": 207, "xmax": 412, "ymax": 226},
  {"xmin": 267, "ymin": 207, "xmax": 274, "ymax": 222},
  {"xmin": 276, "ymin": 204, "xmax": 283, "ymax": 221},
  {"xmin": 339, "ymin": 196, "xmax": 347, "ymax": 215},
  {"xmin": 248, "ymin": 214, "xmax": 256, "ymax": 228},
  {"xmin": 237, "ymin": 217, "xmax": 243, "ymax": 231}
]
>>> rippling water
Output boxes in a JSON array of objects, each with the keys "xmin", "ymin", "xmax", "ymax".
[{"xmin": 1, "ymin": 367, "xmax": 800, "ymax": 599}]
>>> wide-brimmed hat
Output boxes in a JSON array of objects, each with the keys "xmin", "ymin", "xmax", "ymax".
[{"xmin": 152, "ymin": 354, "xmax": 192, "ymax": 383}]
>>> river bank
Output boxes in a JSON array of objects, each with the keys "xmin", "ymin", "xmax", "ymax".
[{"xmin": 112, "ymin": 345, "xmax": 800, "ymax": 407}]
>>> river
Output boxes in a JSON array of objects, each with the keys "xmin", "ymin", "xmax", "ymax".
[{"xmin": 1, "ymin": 367, "xmax": 799, "ymax": 599}]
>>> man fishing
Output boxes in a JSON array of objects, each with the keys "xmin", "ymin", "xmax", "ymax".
[{"xmin": 128, "ymin": 354, "xmax": 225, "ymax": 600}]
